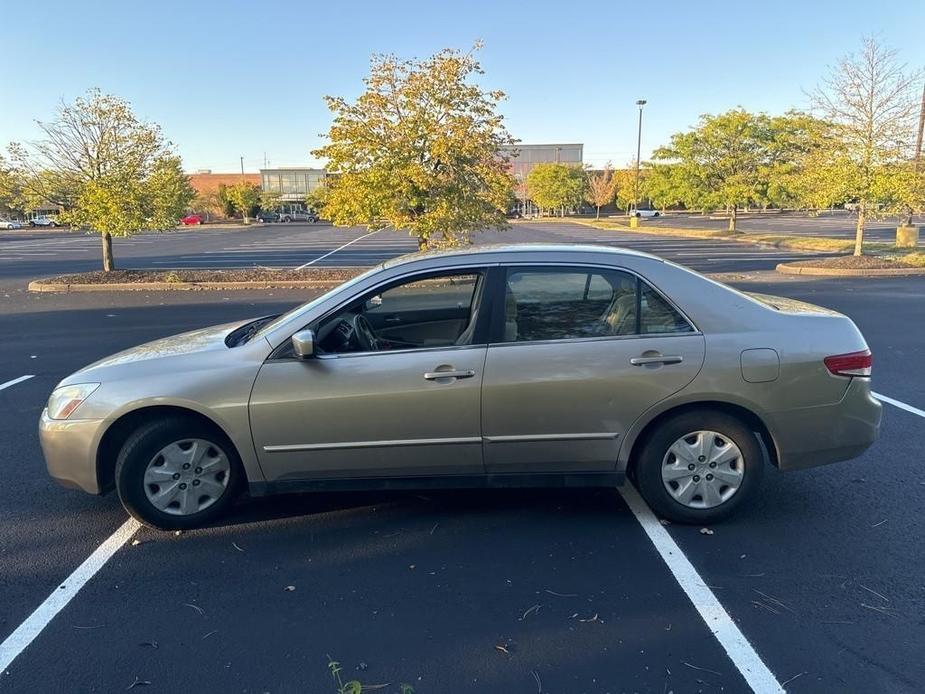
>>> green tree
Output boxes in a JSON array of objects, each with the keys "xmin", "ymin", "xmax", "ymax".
[
  {"xmin": 216, "ymin": 184, "xmax": 236, "ymax": 217},
  {"xmin": 614, "ymin": 165, "xmax": 652, "ymax": 211},
  {"xmin": 8, "ymin": 89, "xmax": 186, "ymax": 270},
  {"xmin": 650, "ymin": 109, "xmax": 773, "ymax": 231},
  {"xmin": 226, "ymin": 182, "xmax": 260, "ymax": 223},
  {"xmin": 807, "ymin": 37, "xmax": 923, "ymax": 255},
  {"xmin": 146, "ymin": 156, "xmax": 195, "ymax": 229},
  {"xmin": 761, "ymin": 112, "xmax": 834, "ymax": 210},
  {"xmin": 527, "ymin": 163, "xmax": 586, "ymax": 216},
  {"xmin": 312, "ymin": 43, "xmax": 516, "ymax": 249},
  {"xmin": 259, "ymin": 190, "xmax": 281, "ymax": 213},
  {"xmin": 585, "ymin": 165, "xmax": 615, "ymax": 219},
  {"xmin": 640, "ymin": 162, "xmax": 686, "ymax": 211},
  {"xmin": 0, "ymin": 155, "xmax": 25, "ymax": 216}
]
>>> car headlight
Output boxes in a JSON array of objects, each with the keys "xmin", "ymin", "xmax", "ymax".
[{"xmin": 47, "ymin": 383, "xmax": 100, "ymax": 420}]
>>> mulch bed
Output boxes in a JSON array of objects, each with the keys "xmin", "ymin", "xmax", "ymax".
[
  {"xmin": 783, "ymin": 255, "xmax": 919, "ymax": 270},
  {"xmin": 42, "ymin": 268, "xmax": 362, "ymax": 285}
]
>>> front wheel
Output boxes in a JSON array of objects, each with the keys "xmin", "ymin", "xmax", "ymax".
[
  {"xmin": 115, "ymin": 418, "xmax": 242, "ymax": 530},
  {"xmin": 633, "ymin": 411, "xmax": 764, "ymax": 524}
]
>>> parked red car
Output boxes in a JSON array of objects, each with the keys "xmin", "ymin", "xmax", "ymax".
[{"xmin": 180, "ymin": 214, "xmax": 204, "ymax": 226}]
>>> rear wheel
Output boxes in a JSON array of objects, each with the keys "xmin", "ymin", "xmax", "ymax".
[
  {"xmin": 633, "ymin": 411, "xmax": 763, "ymax": 524},
  {"xmin": 115, "ymin": 418, "xmax": 242, "ymax": 530}
]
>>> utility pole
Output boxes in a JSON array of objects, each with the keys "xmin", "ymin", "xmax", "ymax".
[
  {"xmin": 633, "ymin": 100, "xmax": 647, "ymax": 212},
  {"xmin": 240, "ymin": 156, "xmax": 245, "ymax": 178}
]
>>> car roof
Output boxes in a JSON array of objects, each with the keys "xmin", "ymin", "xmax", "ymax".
[{"xmin": 380, "ymin": 243, "xmax": 662, "ymax": 269}]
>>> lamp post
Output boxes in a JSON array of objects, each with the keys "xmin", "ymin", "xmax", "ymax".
[{"xmin": 633, "ymin": 99, "xmax": 647, "ymax": 213}]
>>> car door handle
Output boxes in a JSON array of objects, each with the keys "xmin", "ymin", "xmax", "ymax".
[
  {"xmin": 384, "ymin": 316, "xmax": 402, "ymax": 323},
  {"xmin": 424, "ymin": 369, "xmax": 476, "ymax": 381},
  {"xmin": 630, "ymin": 355, "xmax": 683, "ymax": 366}
]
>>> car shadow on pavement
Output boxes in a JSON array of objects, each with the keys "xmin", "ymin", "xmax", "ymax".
[{"xmin": 215, "ymin": 486, "xmax": 621, "ymax": 530}]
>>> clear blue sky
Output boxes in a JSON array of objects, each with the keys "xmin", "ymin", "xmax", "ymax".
[{"xmin": 2, "ymin": 0, "xmax": 923, "ymax": 171}]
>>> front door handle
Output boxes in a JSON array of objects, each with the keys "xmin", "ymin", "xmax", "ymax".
[
  {"xmin": 424, "ymin": 369, "xmax": 476, "ymax": 381},
  {"xmin": 630, "ymin": 355, "xmax": 683, "ymax": 366}
]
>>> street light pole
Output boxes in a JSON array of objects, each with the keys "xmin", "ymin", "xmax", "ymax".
[{"xmin": 633, "ymin": 99, "xmax": 647, "ymax": 212}]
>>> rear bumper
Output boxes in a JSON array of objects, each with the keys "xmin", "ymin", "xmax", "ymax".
[
  {"xmin": 39, "ymin": 409, "xmax": 105, "ymax": 494},
  {"xmin": 768, "ymin": 378, "xmax": 881, "ymax": 471}
]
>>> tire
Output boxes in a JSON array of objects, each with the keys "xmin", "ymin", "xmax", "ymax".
[
  {"xmin": 633, "ymin": 410, "xmax": 764, "ymax": 524},
  {"xmin": 653, "ymin": 212, "xmax": 660, "ymax": 217},
  {"xmin": 115, "ymin": 417, "xmax": 243, "ymax": 530}
]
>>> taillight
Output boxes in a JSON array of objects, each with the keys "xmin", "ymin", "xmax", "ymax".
[{"xmin": 824, "ymin": 349, "xmax": 872, "ymax": 377}]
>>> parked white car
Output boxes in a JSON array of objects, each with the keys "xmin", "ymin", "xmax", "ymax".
[
  {"xmin": 0, "ymin": 218, "xmax": 23, "ymax": 230},
  {"xmin": 30, "ymin": 216, "xmax": 60, "ymax": 228},
  {"xmin": 629, "ymin": 209, "xmax": 661, "ymax": 218}
]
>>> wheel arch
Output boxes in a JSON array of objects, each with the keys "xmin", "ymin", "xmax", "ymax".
[
  {"xmin": 96, "ymin": 405, "xmax": 243, "ymax": 494},
  {"xmin": 622, "ymin": 400, "xmax": 780, "ymax": 477}
]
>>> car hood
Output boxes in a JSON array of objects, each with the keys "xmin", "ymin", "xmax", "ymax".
[{"xmin": 65, "ymin": 320, "xmax": 247, "ymax": 381}]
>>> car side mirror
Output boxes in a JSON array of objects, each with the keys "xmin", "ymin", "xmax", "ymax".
[
  {"xmin": 291, "ymin": 329, "xmax": 316, "ymax": 359},
  {"xmin": 366, "ymin": 295, "xmax": 383, "ymax": 310}
]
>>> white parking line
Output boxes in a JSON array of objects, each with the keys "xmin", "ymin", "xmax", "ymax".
[
  {"xmin": 294, "ymin": 229, "xmax": 386, "ymax": 271},
  {"xmin": 0, "ymin": 517, "xmax": 141, "ymax": 672},
  {"xmin": 0, "ymin": 375, "xmax": 35, "ymax": 391},
  {"xmin": 619, "ymin": 484, "xmax": 783, "ymax": 693},
  {"xmin": 874, "ymin": 392, "xmax": 925, "ymax": 418}
]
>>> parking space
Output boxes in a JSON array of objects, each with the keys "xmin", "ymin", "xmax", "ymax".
[{"xmin": 1, "ymin": 225, "xmax": 923, "ymax": 692}]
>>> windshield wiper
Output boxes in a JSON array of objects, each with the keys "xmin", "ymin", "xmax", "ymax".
[{"xmin": 226, "ymin": 315, "xmax": 280, "ymax": 347}]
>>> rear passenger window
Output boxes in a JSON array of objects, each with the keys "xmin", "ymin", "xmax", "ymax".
[
  {"xmin": 502, "ymin": 268, "xmax": 636, "ymax": 342},
  {"xmin": 639, "ymin": 283, "xmax": 693, "ymax": 334},
  {"xmin": 500, "ymin": 267, "xmax": 693, "ymax": 342}
]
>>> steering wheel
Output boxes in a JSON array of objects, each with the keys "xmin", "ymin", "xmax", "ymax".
[{"xmin": 352, "ymin": 314, "xmax": 381, "ymax": 352}]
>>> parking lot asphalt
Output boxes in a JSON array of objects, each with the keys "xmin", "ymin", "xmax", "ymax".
[
  {"xmin": 1, "ymin": 224, "xmax": 924, "ymax": 693},
  {"xmin": 642, "ymin": 211, "xmax": 923, "ymax": 244},
  {"xmin": 0, "ymin": 219, "xmax": 841, "ymax": 284}
]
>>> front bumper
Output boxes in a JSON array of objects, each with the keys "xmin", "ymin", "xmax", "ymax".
[
  {"xmin": 768, "ymin": 378, "xmax": 882, "ymax": 471},
  {"xmin": 39, "ymin": 408, "xmax": 106, "ymax": 494}
]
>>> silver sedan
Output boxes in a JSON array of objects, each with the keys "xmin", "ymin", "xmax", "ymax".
[{"xmin": 39, "ymin": 245, "xmax": 881, "ymax": 529}]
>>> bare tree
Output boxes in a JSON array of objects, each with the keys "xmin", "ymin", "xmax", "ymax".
[
  {"xmin": 809, "ymin": 37, "xmax": 923, "ymax": 255},
  {"xmin": 585, "ymin": 165, "xmax": 615, "ymax": 219}
]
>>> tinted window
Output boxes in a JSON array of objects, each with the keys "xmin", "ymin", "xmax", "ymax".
[
  {"xmin": 639, "ymin": 283, "xmax": 693, "ymax": 334},
  {"xmin": 502, "ymin": 268, "xmax": 637, "ymax": 342}
]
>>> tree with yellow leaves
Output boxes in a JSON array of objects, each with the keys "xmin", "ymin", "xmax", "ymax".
[{"xmin": 313, "ymin": 44, "xmax": 516, "ymax": 249}]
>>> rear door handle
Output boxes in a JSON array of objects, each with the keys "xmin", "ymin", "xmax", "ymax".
[
  {"xmin": 424, "ymin": 369, "xmax": 476, "ymax": 381},
  {"xmin": 630, "ymin": 355, "xmax": 683, "ymax": 366}
]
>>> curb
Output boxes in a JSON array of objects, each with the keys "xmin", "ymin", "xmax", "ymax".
[
  {"xmin": 775, "ymin": 262, "xmax": 925, "ymax": 277},
  {"xmin": 28, "ymin": 279, "xmax": 346, "ymax": 292}
]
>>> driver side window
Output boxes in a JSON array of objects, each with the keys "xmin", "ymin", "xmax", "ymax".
[{"xmin": 315, "ymin": 271, "xmax": 485, "ymax": 355}]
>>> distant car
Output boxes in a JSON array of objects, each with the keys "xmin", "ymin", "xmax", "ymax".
[
  {"xmin": 630, "ymin": 209, "xmax": 660, "ymax": 218},
  {"xmin": 0, "ymin": 218, "xmax": 23, "ymax": 230},
  {"xmin": 29, "ymin": 216, "xmax": 59, "ymax": 228},
  {"xmin": 256, "ymin": 211, "xmax": 280, "ymax": 223},
  {"xmin": 180, "ymin": 214, "xmax": 204, "ymax": 226},
  {"xmin": 279, "ymin": 210, "xmax": 317, "ymax": 224}
]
